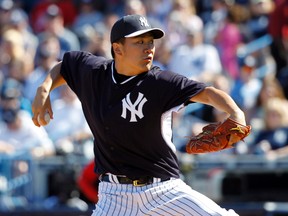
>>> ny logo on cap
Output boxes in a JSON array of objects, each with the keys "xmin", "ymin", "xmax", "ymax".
[{"xmin": 139, "ymin": 16, "xmax": 149, "ymax": 27}]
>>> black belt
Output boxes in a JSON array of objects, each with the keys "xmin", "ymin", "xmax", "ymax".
[{"xmin": 100, "ymin": 174, "xmax": 171, "ymax": 186}]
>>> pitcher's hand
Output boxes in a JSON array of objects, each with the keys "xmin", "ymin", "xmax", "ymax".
[{"xmin": 32, "ymin": 86, "xmax": 53, "ymax": 127}]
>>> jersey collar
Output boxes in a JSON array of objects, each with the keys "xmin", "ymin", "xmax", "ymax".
[{"xmin": 111, "ymin": 61, "xmax": 138, "ymax": 85}]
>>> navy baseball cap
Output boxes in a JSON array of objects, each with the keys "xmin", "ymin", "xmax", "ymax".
[{"xmin": 110, "ymin": 14, "xmax": 165, "ymax": 43}]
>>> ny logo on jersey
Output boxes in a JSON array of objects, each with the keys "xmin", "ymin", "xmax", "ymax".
[
  {"xmin": 139, "ymin": 16, "xmax": 149, "ymax": 27},
  {"xmin": 121, "ymin": 92, "xmax": 147, "ymax": 122}
]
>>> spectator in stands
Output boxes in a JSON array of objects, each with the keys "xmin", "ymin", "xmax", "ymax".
[
  {"xmin": 124, "ymin": 0, "xmax": 146, "ymax": 16},
  {"xmin": 0, "ymin": 77, "xmax": 31, "ymax": 116},
  {"xmin": 246, "ymin": 0, "xmax": 274, "ymax": 39},
  {"xmin": 81, "ymin": 26, "xmax": 110, "ymax": 58},
  {"xmin": 214, "ymin": 4, "xmax": 248, "ymax": 80},
  {"xmin": 0, "ymin": 28, "xmax": 24, "ymax": 65},
  {"xmin": 230, "ymin": 55, "xmax": 262, "ymax": 122},
  {"xmin": 153, "ymin": 39, "xmax": 171, "ymax": 70},
  {"xmin": 268, "ymin": 0, "xmax": 288, "ymax": 98},
  {"xmin": 249, "ymin": 74, "xmax": 286, "ymax": 129},
  {"xmin": 168, "ymin": 14, "xmax": 222, "ymax": 83},
  {"xmin": 72, "ymin": 0, "xmax": 104, "ymax": 49},
  {"xmin": 24, "ymin": 33, "xmax": 61, "ymax": 102},
  {"xmin": 37, "ymin": 4, "xmax": 80, "ymax": 53},
  {"xmin": 0, "ymin": 0, "xmax": 14, "ymax": 34},
  {"xmin": 29, "ymin": 0, "xmax": 77, "ymax": 33},
  {"xmin": 6, "ymin": 58, "xmax": 33, "ymax": 89},
  {"xmin": 77, "ymin": 160, "xmax": 100, "ymax": 205},
  {"xmin": 165, "ymin": 0, "xmax": 199, "ymax": 47},
  {"xmin": 0, "ymin": 28, "xmax": 34, "ymax": 79},
  {"xmin": 143, "ymin": 0, "xmax": 172, "ymax": 22},
  {"xmin": 8, "ymin": 8, "xmax": 39, "ymax": 60},
  {"xmin": 81, "ymin": 12, "xmax": 119, "ymax": 58},
  {"xmin": 0, "ymin": 68, "xmax": 3, "ymax": 87},
  {"xmin": 203, "ymin": 0, "xmax": 230, "ymax": 44},
  {"xmin": 44, "ymin": 85, "xmax": 93, "ymax": 156},
  {"xmin": 0, "ymin": 78, "xmax": 54, "ymax": 158},
  {"xmin": 1, "ymin": 0, "xmax": 288, "ymax": 212},
  {"xmin": 249, "ymin": 97, "xmax": 288, "ymax": 160}
]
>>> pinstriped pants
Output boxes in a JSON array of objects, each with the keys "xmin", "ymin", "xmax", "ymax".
[{"xmin": 92, "ymin": 178, "xmax": 239, "ymax": 216}]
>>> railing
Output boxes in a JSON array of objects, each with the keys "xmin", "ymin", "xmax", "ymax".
[
  {"xmin": 179, "ymin": 153, "xmax": 288, "ymax": 205},
  {"xmin": 0, "ymin": 151, "xmax": 33, "ymax": 210},
  {"xmin": 0, "ymin": 153, "xmax": 90, "ymax": 211},
  {"xmin": 1, "ymin": 152, "xmax": 288, "ymax": 214}
]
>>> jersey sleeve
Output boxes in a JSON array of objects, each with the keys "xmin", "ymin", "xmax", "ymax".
[
  {"xmin": 156, "ymin": 70, "xmax": 207, "ymax": 111},
  {"xmin": 60, "ymin": 51, "xmax": 107, "ymax": 98}
]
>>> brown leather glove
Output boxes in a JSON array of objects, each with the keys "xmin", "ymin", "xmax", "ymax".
[{"xmin": 186, "ymin": 118, "xmax": 252, "ymax": 154}]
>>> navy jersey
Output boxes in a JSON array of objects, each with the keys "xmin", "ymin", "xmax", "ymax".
[{"xmin": 60, "ymin": 51, "xmax": 207, "ymax": 179}]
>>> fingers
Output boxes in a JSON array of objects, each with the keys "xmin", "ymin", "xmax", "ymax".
[
  {"xmin": 31, "ymin": 93, "xmax": 53, "ymax": 127},
  {"xmin": 38, "ymin": 112, "xmax": 49, "ymax": 126},
  {"xmin": 33, "ymin": 110, "xmax": 53, "ymax": 127},
  {"xmin": 32, "ymin": 113, "xmax": 40, "ymax": 127},
  {"xmin": 32, "ymin": 110, "xmax": 53, "ymax": 127},
  {"xmin": 228, "ymin": 113, "xmax": 247, "ymax": 126},
  {"xmin": 47, "ymin": 109, "xmax": 53, "ymax": 120}
]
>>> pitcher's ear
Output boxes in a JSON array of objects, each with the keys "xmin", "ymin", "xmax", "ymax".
[{"xmin": 112, "ymin": 43, "xmax": 122, "ymax": 56}]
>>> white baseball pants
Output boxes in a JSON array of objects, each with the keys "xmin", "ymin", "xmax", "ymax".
[{"xmin": 92, "ymin": 178, "xmax": 238, "ymax": 216}]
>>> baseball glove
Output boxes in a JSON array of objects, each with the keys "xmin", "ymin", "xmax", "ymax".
[{"xmin": 186, "ymin": 118, "xmax": 251, "ymax": 154}]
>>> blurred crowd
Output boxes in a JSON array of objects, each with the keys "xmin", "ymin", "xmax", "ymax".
[
  {"xmin": 1, "ymin": 0, "xmax": 288, "ymax": 210},
  {"xmin": 1, "ymin": 0, "xmax": 288, "ymax": 160}
]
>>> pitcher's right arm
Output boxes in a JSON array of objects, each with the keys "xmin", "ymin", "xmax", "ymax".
[{"xmin": 32, "ymin": 61, "xmax": 66, "ymax": 127}]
